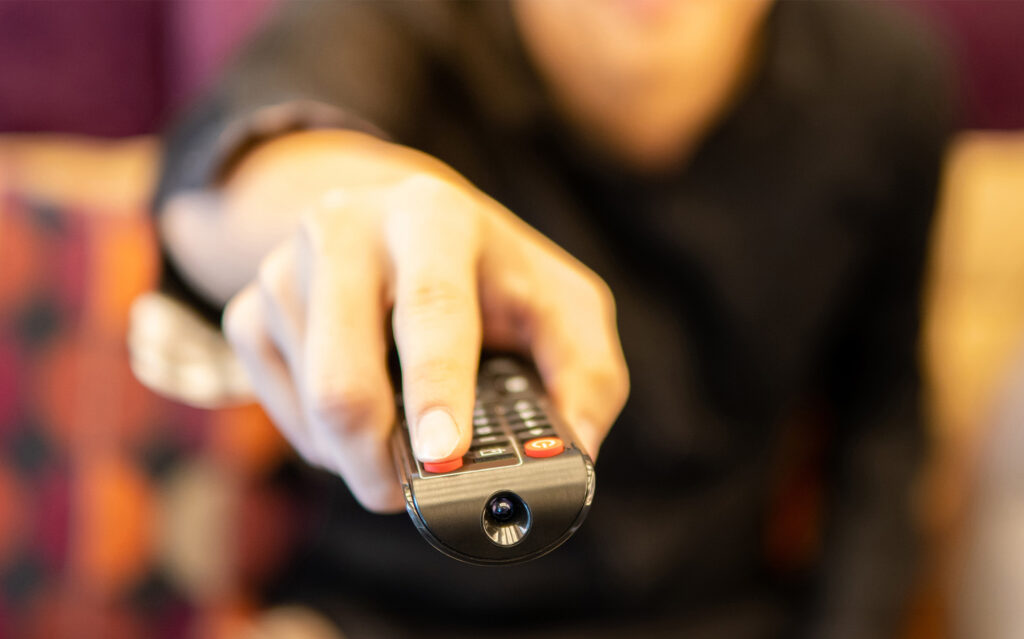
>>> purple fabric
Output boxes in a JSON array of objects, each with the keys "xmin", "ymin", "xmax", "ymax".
[
  {"xmin": 0, "ymin": 1, "xmax": 165, "ymax": 136},
  {"xmin": 164, "ymin": 0, "xmax": 277, "ymax": 112},
  {"xmin": 903, "ymin": 0, "xmax": 1024, "ymax": 130},
  {"xmin": 0, "ymin": 0, "xmax": 1020, "ymax": 136},
  {"xmin": 0, "ymin": 0, "xmax": 274, "ymax": 137}
]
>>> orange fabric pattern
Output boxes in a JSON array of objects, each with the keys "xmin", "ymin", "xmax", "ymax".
[{"xmin": 0, "ymin": 189, "xmax": 289, "ymax": 639}]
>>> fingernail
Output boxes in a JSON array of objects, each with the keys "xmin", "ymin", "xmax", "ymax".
[{"xmin": 414, "ymin": 408, "xmax": 460, "ymax": 461}]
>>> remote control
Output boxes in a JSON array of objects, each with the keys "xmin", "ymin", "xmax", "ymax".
[{"xmin": 391, "ymin": 355, "xmax": 596, "ymax": 565}]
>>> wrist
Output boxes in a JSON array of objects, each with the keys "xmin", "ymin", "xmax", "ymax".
[{"xmin": 224, "ymin": 129, "xmax": 464, "ymax": 203}]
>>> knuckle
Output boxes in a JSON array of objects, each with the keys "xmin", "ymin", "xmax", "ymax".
[
  {"xmin": 610, "ymin": 360, "xmax": 631, "ymax": 408},
  {"xmin": 550, "ymin": 264, "xmax": 615, "ymax": 319},
  {"xmin": 306, "ymin": 380, "xmax": 383, "ymax": 433},
  {"xmin": 389, "ymin": 174, "xmax": 479, "ymax": 226},
  {"xmin": 256, "ymin": 248, "xmax": 288, "ymax": 295},
  {"xmin": 584, "ymin": 363, "xmax": 618, "ymax": 394},
  {"xmin": 222, "ymin": 291, "xmax": 259, "ymax": 348},
  {"xmin": 399, "ymin": 280, "xmax": 470, "ymax": 320},
  {"xmin": 576, "ymin": 270, "xmax": 614, "ymax": 313},
  {"xmin": 394, "ymin": 173, "xmax": 453, "ymax": 202},
  {"xmin": 591, "ymin": 275, "xmax": 616, "ymax": 312},
  {"xmin": 583, "ymin": 359, "xmax": 630, "ymax": 407},
  {"xmin": 401, "ymin": 356, "xmax": 463, "ymax": 392}
]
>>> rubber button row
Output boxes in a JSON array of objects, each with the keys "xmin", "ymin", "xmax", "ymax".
[{"xmin": 516, "ymin": 426, "xmax": 555, "ymax": 441}]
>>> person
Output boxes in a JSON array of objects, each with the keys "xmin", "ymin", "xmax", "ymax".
[{"xmin": 148, "ymin": 1, "xmax": 950, "ymax": 637}]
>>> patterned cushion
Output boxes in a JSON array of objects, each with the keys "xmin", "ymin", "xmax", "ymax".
[{"xmin": 0, "ymin": 191, "xmax": 291, "ymax": 638}]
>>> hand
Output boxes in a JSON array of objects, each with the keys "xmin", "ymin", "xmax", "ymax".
[{"xmin": 217, "ymin": 131, "xmax": 629, "ymax": 512}]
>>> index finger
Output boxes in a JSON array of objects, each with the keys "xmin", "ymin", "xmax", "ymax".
[{"xmin": 386, "ymin": 179, "xmax": 482, "ymax": 467}]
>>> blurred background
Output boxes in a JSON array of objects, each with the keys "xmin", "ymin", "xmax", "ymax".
[{"xmin": 0, "ymin": 1, "xmax": 1022, "ymax": 638}]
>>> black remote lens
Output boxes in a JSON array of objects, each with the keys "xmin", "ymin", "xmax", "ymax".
[
  {"xmin": 488, "ymin": 496, "xmax": 516, "ymax": 522},
  {"xmin": 482, "ymin": 492, "xmax": 531, "ymax": 547}
]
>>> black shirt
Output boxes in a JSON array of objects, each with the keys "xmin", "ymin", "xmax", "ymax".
[{"xmin": 155, "ymin": 2, "xmax": 950, "ymax": 638}]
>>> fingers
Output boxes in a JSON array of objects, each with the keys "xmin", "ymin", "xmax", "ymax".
[
  {"xmin": 223, "ymin": 284, "xmax": 324, "ymax": 467},
  {"xmin": 477, "ymin": 212, "xmax": 630, "ymax": 459},
  {"xmin": 232, "ymin": 222, "xmax": 403, "ymax": 514},
  {"xmin": 386, "ymin": 178, "xmax": 482, "ymax": 464},
  {"xmin": 257, "ymin": 239, "xmax": 305, "ymax": 369},
  {"xmin": 297, "ymin": 212, "xmax": 403, "ymax": 513},
  {"xmin": 528, "ymin": 274, "xmax": 630, "ymax": 460},
  {"xmin": 225, "ymin": 170, "xmax": 628, "ymax": 520}
]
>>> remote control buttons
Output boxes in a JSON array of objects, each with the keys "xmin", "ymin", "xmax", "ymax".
[
  {"xmin": 468, "ymin": 445, "xmax": 515, "ymax": 462},
  {"xmin": 484, "ymin": 358, "xmax": 520, "ymax": 375},
  {"xmin": 422, "ymin": 458, "xmax": 463, "ymax": 473},
  {"xmin": 524, "ymin": 437, "xmax": 564, "ymax": 458},
  {"xmin": 517, "ymin": 427, "xmax": 556, "ymax": 441},
  {"xmin": 502, "ymin": 375, "xmax": 529, "ymax": 394},
  {"xmin": 473, "ymin": 434, "xmax": 505, "ymax": 445}
]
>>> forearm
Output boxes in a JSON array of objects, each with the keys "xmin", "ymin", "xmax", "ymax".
[{"xmin": 152, "ymin": 0, "xmax": 433, "ymax": 308}]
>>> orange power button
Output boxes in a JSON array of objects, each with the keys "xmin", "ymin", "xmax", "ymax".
[{"xmin": 524, "ymin": 437, "xmax": 564, "ymax": 458}]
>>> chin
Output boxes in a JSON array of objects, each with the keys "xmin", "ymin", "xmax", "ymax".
[{"xmin": 584, "ymin": 122, "xmax": 694, "ymax": 174}]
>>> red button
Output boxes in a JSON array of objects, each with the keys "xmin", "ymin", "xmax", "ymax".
[
  {"xmin": 524, "ymin": 437, "xmax": 564, "ymax": 458},
  {"xmin": 423, "ymin": 458, "xmax": 463, "ymax": 473}
]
